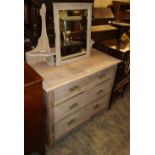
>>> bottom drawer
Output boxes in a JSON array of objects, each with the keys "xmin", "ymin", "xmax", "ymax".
[{"xmin": 55, "ymin": 94, "xmax": 109, "ymax": 139}]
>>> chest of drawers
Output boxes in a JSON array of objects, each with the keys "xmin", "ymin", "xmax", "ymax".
[{"xmin": 29, "ymin": 49, "xmax": 120, "ymax": 147}]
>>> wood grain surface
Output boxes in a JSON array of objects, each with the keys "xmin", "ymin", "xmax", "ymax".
[{"xmin": 47, "ymin": 86, "xmax": 130, "ymax": 155}]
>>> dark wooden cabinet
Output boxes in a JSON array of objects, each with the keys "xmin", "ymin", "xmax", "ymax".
[
  {"xmin": 94, "ymin": 39, "xmax": 130, "ymax": 106},
  {"xmin": 24, "ymin": 63, "xmax": 45, "ymax": 155},
  {"xmin": 113, "ymin": 0, "xmax": 130, "ymax": 22}
]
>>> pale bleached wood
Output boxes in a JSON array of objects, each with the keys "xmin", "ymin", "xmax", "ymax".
[
  {"xmin": 44, "ymin": 90, "xmax": 55, "ymax": 148},
  {"xmin": 54, "ymin": 66, "xmax": 114, "ymax": 105},
  {"xmin": 53, "ymin": 3, "xmax": 92, "ymax": 66},
  {"xmin": 55, "ymin": 94, "xmax": 109, "ymax": 139},
  {"xmin": 54, "ymin": 81, "xmax": 111, "ymax": 122},
  {"xmin": 35, "ymin": 3, "xmax": 50, "ymax": 52},
  {"xmin": 29, "ymin": 49, "xmax": 120, "ymax": 147},
  {"xmin": 30, "ymin": 49, "xmax": 121, "ymax": 92}
]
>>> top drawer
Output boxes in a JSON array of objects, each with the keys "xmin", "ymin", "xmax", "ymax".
[{"xmin": 54, "ymin": 66, "xmax": 115, "ymax": 104}]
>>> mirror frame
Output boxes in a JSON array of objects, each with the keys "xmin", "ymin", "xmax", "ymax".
[{"xmin": 53, "ymin": 3, "xmax": 92, "ymax": 66}]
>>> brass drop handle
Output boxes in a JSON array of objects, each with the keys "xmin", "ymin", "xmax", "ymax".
[
  {"xmin": 97, "ymin": 89, "xmax": 104, "ymax": 96},
  {"xmin": 67, "ymin": 118, "xmax": 77, "ymax": 126},
  {"xmin": 69, "ymin": 103, "xmax": 78, "ymax": 110},
  {"xmin": 69, "ymin": 85, "xmax": 79, "ymax": 92},
  {"xmin": 93, "ymin": 104, "xmax": 100, "ymax": 110}
]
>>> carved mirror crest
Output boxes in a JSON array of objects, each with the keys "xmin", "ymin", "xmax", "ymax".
[{"xmin": 53, "ymin": 3, "xmax": 92, "ymax": 66}]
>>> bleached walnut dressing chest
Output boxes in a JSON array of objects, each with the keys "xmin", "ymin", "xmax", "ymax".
[{"xmin": 29, "ymin": 48, "xmax": 120, "ymax": 147}]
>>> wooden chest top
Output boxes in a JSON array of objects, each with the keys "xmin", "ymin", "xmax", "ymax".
[{"xmin": 30, "ymin": 49, "xmax": 120, "ymax": 91}]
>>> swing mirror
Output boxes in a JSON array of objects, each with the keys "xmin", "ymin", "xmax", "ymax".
[{"xmin": 53, "ymin": 3, "xmax": 92, "ymax": 65}]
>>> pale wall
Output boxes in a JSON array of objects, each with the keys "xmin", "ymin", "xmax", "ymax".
[
  {"xmin": 94, "ymin": 0, "xmax": 112, "ymax": 7},
  {"xmin": 94, "ymin": 0, "xmax": 130, "ymax": 8}
]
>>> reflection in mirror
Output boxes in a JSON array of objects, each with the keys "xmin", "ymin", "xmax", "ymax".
[
  {"xmin": 53, "ymin": 3, "xmax": 92, "ymax": 66},
  {"xmin": 59, "ymin": 10, "xmax": 87, "ymax": 60}
]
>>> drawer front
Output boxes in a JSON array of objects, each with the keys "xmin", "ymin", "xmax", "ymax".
[
  {"xmin": 54, "ymin": 66, "xmax": 115, "ymax": 104},
  {"xmin": 55, "ymin": 94, "xmax": 109, "ymax": 139},
  {"xmin": 86, "ymin": 95, "xmax": 109, "ymax": 117},
  {"xmin": 54, "ymin": 80, "xmax": 111, "ymax": 122}
]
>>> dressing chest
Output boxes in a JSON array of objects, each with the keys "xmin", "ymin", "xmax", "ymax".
[{"xmin": 28, "ymin": 48, "xmax": 120, "ymax": 147}]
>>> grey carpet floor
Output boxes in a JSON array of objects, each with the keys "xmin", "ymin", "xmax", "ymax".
[{"xmin": 47, "ymin": 87, "xmax": 130, "ymax": 155}]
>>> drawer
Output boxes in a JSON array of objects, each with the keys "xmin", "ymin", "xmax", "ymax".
[
  {"xmin": 95, "ymin": 67, "xmax": 115, "ymax": 83},
  {"xmin": 54, "ymin": 66, "xmax": 115, "ymax": 104},
  {"xmin": 55, "ymin": 94, "xmax": 109, "ymax": 139},
  {"xmin": 55, "ymin": 104, "xmax": 85, "ymax": 139},
  {"xmin": 86, "ymin": 95, "xmax": 109, "ymax": 117},
  {"xmin": 54, "ymin": 80, "xmax": 111, "ymax": 122}
]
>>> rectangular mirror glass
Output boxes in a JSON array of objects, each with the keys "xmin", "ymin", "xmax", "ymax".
[
  {"xmin": 53, "ymin": 3, "xmax": 92, "ymax": 66},
  {"xmin": 59, "ymin": 9, "xmax": 87, "ymax": 60}
]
